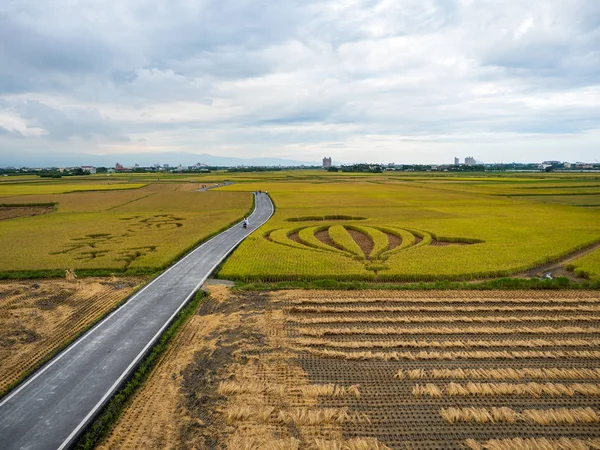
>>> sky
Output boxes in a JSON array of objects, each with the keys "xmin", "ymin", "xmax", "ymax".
[{"xmin": 1, "ymin": 0, "xmax": 599, "ymax": 165}]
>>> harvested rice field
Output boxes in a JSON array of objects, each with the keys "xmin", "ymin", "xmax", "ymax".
[
  {"xmin": 102, "ymin": 288, "xmax": 600, "ymax": 449},
  {"xmin": 0, "ymin": 277, "xmax": 145, "ymax": 396}
]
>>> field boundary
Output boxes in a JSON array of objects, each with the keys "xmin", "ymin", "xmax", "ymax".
[
  {"xmin": 74, "ymin": 291, "xmax": 206, "ymax": 450},
  {"xmin": 232, "ymin": 277, "xmax": 600, "ymax": 291},
  {"xmin": 521, "ymin": 240, "xmax": 600, "ymax": 279}
]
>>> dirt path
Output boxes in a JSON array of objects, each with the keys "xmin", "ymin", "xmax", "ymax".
[{"xmin": 522, "ymin": 240, "xmax": 600, "ymax": 280}]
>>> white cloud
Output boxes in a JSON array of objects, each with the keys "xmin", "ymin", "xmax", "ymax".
[
  {"xmin": 0, "ymin": 109, "xmax": 47, "ymax": 137},
  {"xmin": 1, "ymin": 0, "xmax": 599, "ymax": 164}
]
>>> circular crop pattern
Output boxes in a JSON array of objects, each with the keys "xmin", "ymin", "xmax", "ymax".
[{"xmin": 266, "ymin": 224, "xmax": 482, "ymax": 272}]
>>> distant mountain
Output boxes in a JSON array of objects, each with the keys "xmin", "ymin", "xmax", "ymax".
[{"xmin": 0, "ymin": 152, "xmax": 319, "ymax": 168}]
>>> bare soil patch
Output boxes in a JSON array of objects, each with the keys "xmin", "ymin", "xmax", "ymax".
[
  {"xmin": 101, "ymin": 289, "xmax": 600, "ymax": 449},
  {"xmin": 289, "ymin": 231, "xmax": 302, "ymax": 244},
  {"xmin": 0, "ymin": 206, "xmax": 54, "ymax": 221},
  {"xmin": 386, "ymin": 232, "xmax": 402, "ymax": 251},
  {"xmin": 0, "ymin": 277, "xmax": 144, "ymax": 395},
  {"xmin": 347, "ymin": 228, "xmax": 374, "ymax": 258},
  {"xmin": 315, "ymin": 229, "xmax": 338, "ymax": 248}
]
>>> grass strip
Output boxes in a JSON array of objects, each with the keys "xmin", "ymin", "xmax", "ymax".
[
  {"xmin": 74, "ymin": 290, "xmax": 206, "ymax": 450},
  {"xmin": 0, "ymin": 202, "xmax": 58, "ymax": 207},
  {"xmin": 232, "ymin": 277, "xmax": 600, "ymax": 291}
]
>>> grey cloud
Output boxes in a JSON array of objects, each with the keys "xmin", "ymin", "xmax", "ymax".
[
  {"xmin": 0, "ymin": 14, "xmax": 120, "ymax": 95},
  {"xmin": 2, "ymin": 100, "xmax": 127, "ymax": 141},
  {"xmin": 1, "ymin": 0, "xmax": 599, "ymax": 163}
]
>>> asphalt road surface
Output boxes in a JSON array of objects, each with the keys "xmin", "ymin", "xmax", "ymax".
[{"xmin": 0, "ymin": 192, "xmax": 273, "ymax": 450}]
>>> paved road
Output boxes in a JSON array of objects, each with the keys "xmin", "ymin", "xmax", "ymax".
[{"xmin": 0, "ymin": 192, "xmax": 273, "ymax": 450}]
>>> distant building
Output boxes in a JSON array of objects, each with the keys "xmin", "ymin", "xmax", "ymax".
[
  {"xmin": 322, "ymin": 157, "xmax": 332, "ymax": 168},
  {"xmin": 454, "ymin": 157, "xmax": 459, "ymax": 165},
  {"xmin": 115, "ymin": 162, "xmax": 130, "ymax": 173},
  {"xmin": 81, "ymin": 166, "xmax": 96, "ymax": 174},
  {"xmin": 190, "ymin": 162, "xmax": 208, "ymax": 170},
  {"xmin": 465, "ymin": 156, "xmax": 476, "ymax": 165}
]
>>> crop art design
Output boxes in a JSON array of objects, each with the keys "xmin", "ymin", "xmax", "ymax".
[{"xmin": 266, "ymin": 224, "xmax": 483, "ymax": 273}]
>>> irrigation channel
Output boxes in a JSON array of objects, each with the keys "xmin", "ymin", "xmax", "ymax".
[{"xmin": 0, "ymin": 192, "xmax": 274, "ymax": 450}]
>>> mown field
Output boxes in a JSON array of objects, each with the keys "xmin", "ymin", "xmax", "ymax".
[
  {"xmin": 99, "ymin": 287, "xmax": 600, "ymax": 449},
  {"xmin": 218, "ymin": 173, "xmax": 600, "ymax": 282},
  {"xmin": 0, "ymin": 277, "xmax": 145, "ymax": 396},
  {"xmin": 0, "ymin": 182, "xmax": 252, "ymax": 275}
]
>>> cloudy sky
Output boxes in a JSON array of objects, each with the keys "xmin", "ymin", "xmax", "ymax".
[{"xmin": 1, "ymin": 0, "xmax": 599, "ymax": 165}]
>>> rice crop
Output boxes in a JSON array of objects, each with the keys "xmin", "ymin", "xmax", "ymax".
[
  {"xmin": 413, "ymin": 382, "xmax": 600, "ymax": 397},
  {"xmin": 295, "ymin": 337, "xmax": 600, "ymax": 350},
  {"xmin": 287, "ymin": 304, "xmax": 600, "ymax": 314},
  {"xmin": 296, "ymin": 325, "xmax": 600, "ymax": 337},
  {"xmin": 277, "ymin": 407, "xmax": 370, "ymax": 426},
  {"xmin": 296, "ymin": 384, "xmax": 360, "ymax": 399},
  {"xmin": 224, "ymin": 405, "xmax": 276, "ymax": 423},
  {"xmin": 226, "ymin": 436, "xmax": 300, "ymax": 450},
  {"xmin": 0, "ymin": 185, "xmax": 251, "ymax": 272},
  {"xmin": 0, "ymin": 183, "xmax": 146, "ymax": 196},
  {"xmin": 217, "ymin": 380, "xmax": 284, "ymax": 396},
  {"xmin": 287, "ymin": 314, "xmax": 600, "ymax": 325},
  {"xmin": 464, "ymin": 437, "xmax": 600, "ymax": 450},
  {"xmin": 347, "ymin": 225, "xmax": 389, "ymax": 259},
  {"xmin": 218, "ymin": 175, "xmax": 600, "ymax": 281},
  {"xmin": 396, "ymin": 368, "xmax": 600, "ymax": 381},
  {"xmin": 328, "ymin": 225, "xmax": 365, "ymax": 258},
  {"xmin": 293, "ymin": 348, "xmax": 600, "ymax": 361},
  {"xmin": 440, "ymin": 407, "xmax": 600, "ymax": 424},
  {"xmin": 313, "ymin": 438, "xmax": 391, "ymax": 450},
  {"xmin": 568, "ymin": 248, "xmax": 600, "ymax": 281},
  {"xmin": 283, "ymin": 291, "xmax": 600, "ymax": 305}
]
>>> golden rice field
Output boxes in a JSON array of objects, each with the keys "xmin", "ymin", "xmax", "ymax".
[
  {"xmin": 567, "ymin": 248, "xmax": 600, "ymax": 281},
  {"xmin": 218, "ymin": 172, "xmax": 600, "ymax": 281},
  {"xmin": 0, "ymin": 182, "xmax": 251, "ymax": 273},
  {"xmin": 2, "ymin": 171, "xmax": 599, "ymax": 280},
  {"xmin": 0, "ymin": 182, "xmax": 147, "ymax": 196},
  {"xmin": 101, "ymin": 288, "xmax": 600, "ymax": 449}
]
